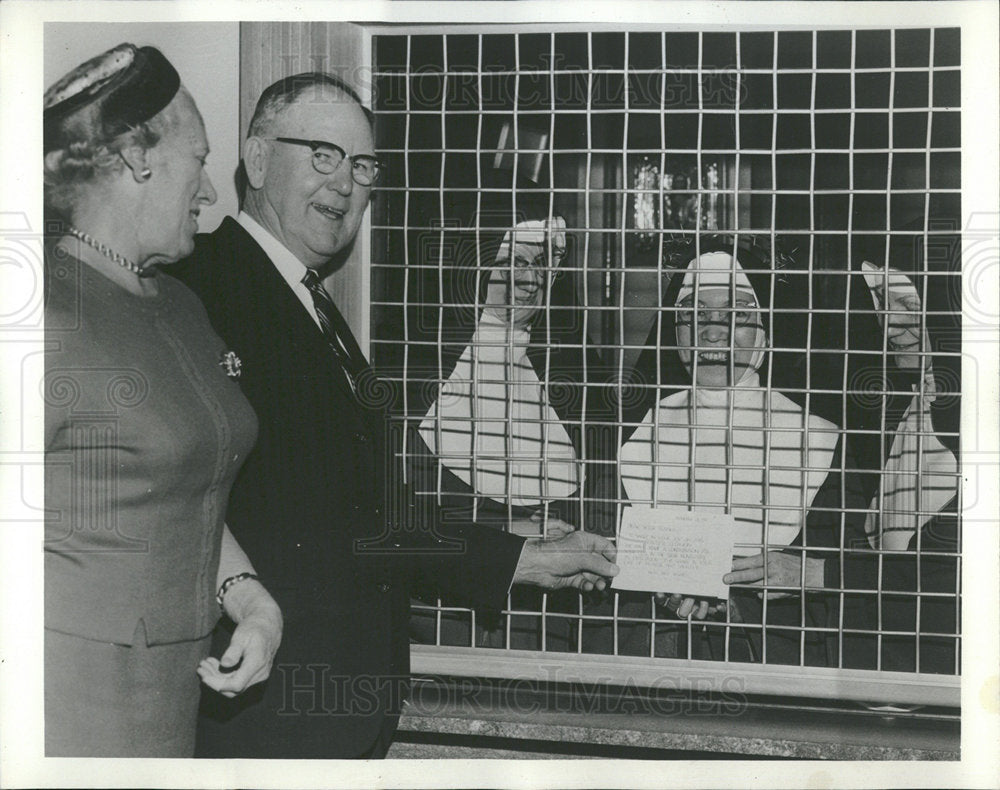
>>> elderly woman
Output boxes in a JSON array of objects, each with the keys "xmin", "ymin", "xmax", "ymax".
[{"xmin": 43, "ymin": 44, "xmax": 281, "ymax": 756}]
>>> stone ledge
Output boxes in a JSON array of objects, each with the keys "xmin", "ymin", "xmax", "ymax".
[{"xmin": 394, "ymin": 677, "xmax": 960, "ymax": 760}]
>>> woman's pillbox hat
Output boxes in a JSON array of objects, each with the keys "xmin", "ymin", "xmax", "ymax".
[{"xmin": 43, "ymin": 43, "xmax": 180, "ymax": 153}]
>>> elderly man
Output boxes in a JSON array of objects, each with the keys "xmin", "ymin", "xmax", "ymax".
[{"xmin": 170, "ymin": 72, "xmax": 618, "ymax": 759}]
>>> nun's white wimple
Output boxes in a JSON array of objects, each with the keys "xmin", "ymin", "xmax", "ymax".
[
  {"xmin": 675, "ymin": 251, "xmax": 767, "ymax": 386},
  {"xmin": 676, "ymin": 250, "xmax": 754, "ymax": 305},
  {"xmin": 495, "ymin": 217, "xmax": 567, "ymax": 265}
]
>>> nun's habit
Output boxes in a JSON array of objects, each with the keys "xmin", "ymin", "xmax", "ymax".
[
  {"xmin": 621, "ymin": 252, "xmax": 840, "ymax": 551},
  {"xmin": 811, "ymin": 259, "xmax": 960, "ymax": 673},
  {"xmin": 420, "ymin": 218, "xmax": 578, "ymax": 509},
  {"xmin": 412, "ymin": 215, "xmax": 617, "ymax": 536},
  {"xmin": 622, "ymin": 248, "xmax": 865, "ymax": 665},
  {"xmin": 408, "ymin": 214, "xmax": 617, "ymax": 648}
]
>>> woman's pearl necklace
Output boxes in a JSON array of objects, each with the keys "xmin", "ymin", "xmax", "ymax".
[{"xmin": 66, "ymin": 226, "xmax": 151, "ymax": 277}]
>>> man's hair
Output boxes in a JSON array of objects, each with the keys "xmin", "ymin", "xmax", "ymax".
[{"xmin": 247, "ymin": 72, "xmax": 373, "ymax": 139}]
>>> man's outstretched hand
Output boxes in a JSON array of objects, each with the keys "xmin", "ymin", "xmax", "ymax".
[{"xmin": 512, "ymin": 530, "xmax": 619, "ymax": 592}]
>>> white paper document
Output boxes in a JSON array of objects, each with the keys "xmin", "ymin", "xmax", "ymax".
[{"xmin": 612, "ymin": 506, "xmax": 739, "ymax": 599}]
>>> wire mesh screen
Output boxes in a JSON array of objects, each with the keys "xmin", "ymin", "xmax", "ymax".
[{"xmin": 369, "ymin": 28, "xmax": 961, "ymax": 698}]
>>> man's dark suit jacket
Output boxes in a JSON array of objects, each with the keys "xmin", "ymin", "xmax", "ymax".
[{"xmin": 170, "ymin": 217, "xmax": 526, "ymax": 758}]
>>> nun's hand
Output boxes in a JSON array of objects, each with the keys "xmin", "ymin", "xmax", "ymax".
[
  {"xmin": 861, "ymin": 261, "xmax": 936, "ymax": 398},
  {"xmin": 655, "ymin": 593, "xmax": 726, "ymax": 620},
  {"xmin": 724, "ymin": 551, "xmax": 825, "ymax": 600}
]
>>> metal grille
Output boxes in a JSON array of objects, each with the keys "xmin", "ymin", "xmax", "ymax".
[{"xmin": 369, "ymin": 27, "xmax": 961, "ymax": 706}]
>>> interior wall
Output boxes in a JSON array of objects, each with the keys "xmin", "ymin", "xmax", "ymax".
[{"xmin": 44, "ymin": 23, "xmax": 240, "ymax": 235}]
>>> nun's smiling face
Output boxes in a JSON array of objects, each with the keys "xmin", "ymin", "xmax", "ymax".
[
  {"xmin": 676, "ymin": 287, "xmax": 762, "ymax": 387},
  {"xmin": 509, "ymin": 241, "xmax": 547, "ymax": 311},
  {"xmin": 484, "ymin": 217, "xmax": 566, "ymax": 329},
  {"xmin": 490, "ymin": 240, "xmax": 551, "ymax": 328}
]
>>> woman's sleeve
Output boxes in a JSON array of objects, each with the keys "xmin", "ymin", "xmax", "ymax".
[{"xmin": 216, "ymin": 523, "xmax": 257, "ymax": 590}]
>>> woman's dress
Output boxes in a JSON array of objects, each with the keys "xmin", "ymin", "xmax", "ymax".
[{"xmin": 44, "ymin": 251, "xmax": 258, "ymax": 756}]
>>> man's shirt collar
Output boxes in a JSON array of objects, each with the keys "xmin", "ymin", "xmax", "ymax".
[
  {"xmin": 237, "ymin": 211, "xmax": 323, "ymax": 329},
  {"xmin": 237, "ymin": 211, "xmax": 313, "ymax": 291}
]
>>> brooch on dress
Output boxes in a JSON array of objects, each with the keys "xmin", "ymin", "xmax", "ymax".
[{"xmin": 219, "ymin": 350, "xmax": 242, "ymax": 380}]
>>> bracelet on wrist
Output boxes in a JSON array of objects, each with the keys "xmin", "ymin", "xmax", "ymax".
[{"xmin": 216, "ymin": 572, "xmax": 259, "ymax": 609}]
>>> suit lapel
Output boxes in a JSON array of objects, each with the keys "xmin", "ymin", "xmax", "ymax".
[{"xmin": 223, "ymin": 220, "xmax": 360, "ymax": 404}]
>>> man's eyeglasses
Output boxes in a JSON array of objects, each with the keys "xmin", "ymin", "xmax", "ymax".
[{"xmin": 267, "ymin": 137, "xmax": 380, "ymax": 186}]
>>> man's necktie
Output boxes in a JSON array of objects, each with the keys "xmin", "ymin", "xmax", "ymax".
[{"xmin": 301, "ymin": 268, "xmax": 364, "ymax": 395}]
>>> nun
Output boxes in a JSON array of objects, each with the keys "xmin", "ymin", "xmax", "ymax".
[
  {"xmin": 620, "ymin": 243, "xmax": 861, "ymax": 664},
  {"xmin": 408, "ymin": 197, "xmax": 617, "ymax": 649},
  {"xmin": 419, "ymin": 215, "xmax": 586, "ymax": 523},
  {"xmin": 805, "ymin": 250, "xmax": 960, "ymax": 673}
]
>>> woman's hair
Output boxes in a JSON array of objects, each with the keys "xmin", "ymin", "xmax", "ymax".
[
  {"xmin": 43, "ymin": 44, "xmax": 184, "ymax": 220},
  {"xmin": 44, "ymin": 96, "xmax": 182, "ymax": 219}
]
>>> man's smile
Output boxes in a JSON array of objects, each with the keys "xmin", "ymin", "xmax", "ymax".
[{"xmin": 312, "ymin": 201, "xmax": 346, "ymax": 220}]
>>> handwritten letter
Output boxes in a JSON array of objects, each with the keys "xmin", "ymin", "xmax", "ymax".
[{"xmin": 612, "ymin": 507, "xmax": 739, "ymax": 599}]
